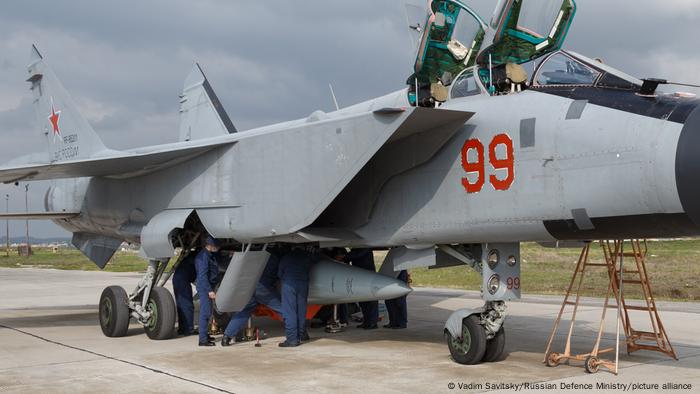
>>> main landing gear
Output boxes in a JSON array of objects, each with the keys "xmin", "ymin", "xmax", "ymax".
[{"xmin": 99, "ymin": 258, "xmax": 177, "ymax": 340}]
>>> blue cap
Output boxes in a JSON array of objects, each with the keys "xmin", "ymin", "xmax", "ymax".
[{"xmin": 205, "ymin": 236, "xmax": 221, "ymax": 247}]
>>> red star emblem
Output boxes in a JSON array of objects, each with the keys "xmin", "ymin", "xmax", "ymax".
[{"xmin": 48, "ymin": 99, "xmax": 61, "ymax": 137}]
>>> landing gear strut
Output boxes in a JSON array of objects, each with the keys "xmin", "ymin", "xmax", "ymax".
[
  {"xmin": 440, "ymin": 243, "xmax": 519, "ymax": 365},
  {"xmin": 98, "ymin": 258, "xmax": 177, "ymax": 340}
]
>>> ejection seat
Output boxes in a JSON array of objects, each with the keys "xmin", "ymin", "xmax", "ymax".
[{"xmin": 490, "ymin": 63, "xmax": 529, "ymax": 95}]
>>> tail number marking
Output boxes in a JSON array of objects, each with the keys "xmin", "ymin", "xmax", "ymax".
[{"xmin": 460, "ymin": 133, "xmax": 514, "ymax": 193}]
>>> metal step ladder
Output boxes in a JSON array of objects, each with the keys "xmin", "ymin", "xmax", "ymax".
[
  {"xmin": 601, "ymin": 240, "xmax": 677, "ymax": 360},
  {"xmin": 543, "ymin": 240, "xmax": 677, "ymax": 374}
]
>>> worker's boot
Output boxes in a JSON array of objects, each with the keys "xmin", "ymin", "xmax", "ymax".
[{"xmin": 221, "ymin": 335, "xmax": 234, "ymax": 347}]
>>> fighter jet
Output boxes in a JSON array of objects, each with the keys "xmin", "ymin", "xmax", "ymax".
[{"xmin": 2, "ymin": 0, "xmax": 698, "ymax": 365}]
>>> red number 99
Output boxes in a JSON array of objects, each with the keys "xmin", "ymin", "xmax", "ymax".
[
  {"xmin": 489, "ymin": 133, "xmax": 515, "ymax": 191},
  {"xmin": 461, "ymin": 139, "xmax": 485, "ymax": 193}
]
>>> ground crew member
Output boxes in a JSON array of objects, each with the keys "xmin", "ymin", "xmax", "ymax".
[
  {"xmin": 195, "ymin": 236, "xmax": 221, "ymax": 346},
  {"xmin": 347, "ymin": 248, "xmax": 378, "ymax": 329},
  {"xmin": 278, "ymin": 248, "xmax": 314, "ymax": 347},
  {"xmin": 221, "ymin": 252, "xmax": 283, "ymax": 346},
  {"xmin": 172, "ymin": 251, "xmax": 198, "ymax": 336},
  {"xmin": 384, "ymin": 270, "xmax": 408, "ymax": 329}
]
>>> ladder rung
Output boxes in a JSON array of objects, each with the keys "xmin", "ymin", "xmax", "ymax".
[
  {"xmin": 629, "ymin": 344, "xmax": 672, "ymax": 353},
  {"xmin": 564, "ymin": 301, "xmax": 576, "ymax": 305},
  {"xmin": 585, "ymin": 263, "xmax": 610, "ymax": 267},
  {"xmin": 622, "ymin": 252, "xmax": 641, "ymax": 257},
  {"xmin": 624, "ymin": 270, "xmax": 640, "ymax": 274},
  {"xmin": 625, "ymin": 305, "xmax": 655, "ymax": 311},
  {"xmin": 633, "ymin": 331, "xmax": 660, "ymax": 339},
  {"xmin": 622, "ymin": 279, "xmax": 643, "ymax": 284}
]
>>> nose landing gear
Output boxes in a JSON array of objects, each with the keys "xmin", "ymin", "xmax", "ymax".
[
  {"xmin": 445, "ymin": 300, "xmax": 507, "ymax": 364},
  {"xmin": 440, "ymin": 242, "xmax": 519, "ymax": 365}
]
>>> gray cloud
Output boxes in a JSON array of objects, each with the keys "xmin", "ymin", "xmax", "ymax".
[{"xmin": 0, "ymin": 0, "xmax": 698, "ymax": 237}]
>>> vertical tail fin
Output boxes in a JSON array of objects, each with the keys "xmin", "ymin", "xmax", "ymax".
[
  {"xmin": 178, "ymin": 63, "xmax": 236, "ymax": 142},
  {"xmin": 27, "ymin": 45, "xmax": 110, "ymax": 162}
]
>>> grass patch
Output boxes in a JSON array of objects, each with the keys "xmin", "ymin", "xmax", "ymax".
[
  {"xmin": 407, "ymin": 240, "xmax": 700, "ymax": 302},
  {"xmin": 0, "ymin": 248, "xmax": 147, "ymax": 272}
]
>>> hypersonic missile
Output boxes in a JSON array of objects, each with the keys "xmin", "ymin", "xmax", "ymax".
[
  {"xmin": 215, "ymin": 253, "xmax": 412, "ymax": 313},
  {"xmin": 307, "ymin": 257, "xmax": 412, "ymax": 304}
]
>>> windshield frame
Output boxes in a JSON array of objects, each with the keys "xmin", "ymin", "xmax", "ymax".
[
  {"xmin": 531, "ymin": 50, "xmax": 641, "ymax": 89},
  {"xmin": 531, "ymin": 51, "xmax": 602, "ymax": 87},
  {"xmin": 449, "ymin": 66, "xmax": 489, "ymax": 100}
]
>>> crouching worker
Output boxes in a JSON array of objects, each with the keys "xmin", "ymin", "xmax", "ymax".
[
  {"xmin": 195, "ymin": 236, "xmax": 221, "ymax": 346},
  {"xmin": 221, "ymin": 251, "xmax": 283, "ymax": 346},
  {"xmin": 278, "ymin": 248, "xmax": 314, "ymax": 347}
]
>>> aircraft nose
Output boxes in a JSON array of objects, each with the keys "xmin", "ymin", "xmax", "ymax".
[{"xmin": 675, "ymin": 102, "xmax": 700, "ymax": 226}]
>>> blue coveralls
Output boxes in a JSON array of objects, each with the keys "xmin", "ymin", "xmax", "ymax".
[
  {"xmin": 278, "ymin": 249, "xmax": 313, "ymax": 344},
  {"xmin": 172, "ymin": 254, "xmax": 197, "ymax": 334},
  {"xmin": 348, "ymin": 248, "xmax": 378, "ymax": 326},
  {"xmin": 223, "ymin": 255, "xmax": 283, "ymax": 338},
  {"xmin": 194, "ymin": 248, "xmax": 220, "ymax": 344},
  {"xmin": 385, "ymin": 270, "xmax": 408, "ymax": 328}
]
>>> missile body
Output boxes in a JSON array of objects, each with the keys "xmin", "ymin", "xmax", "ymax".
[{"xmin": 307, "ymin": 257, "xmax": 412, "ymax": 304}]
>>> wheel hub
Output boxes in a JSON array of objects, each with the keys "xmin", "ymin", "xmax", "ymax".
[
  {"xmin": 100, "ymin": 297, "xmax": 113, "ymax": 326},
  {"xmin": 451, "ymin": 324, "xmax": 472, "ymax": 354},
  {"xmin": 146, "ymin": 300, "xmax": 158, "ymax": 329}
]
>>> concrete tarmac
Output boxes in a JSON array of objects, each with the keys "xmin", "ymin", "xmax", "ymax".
[{"xmin": 0, "ymin": 268, "xmax": 698, "ymax": 393}]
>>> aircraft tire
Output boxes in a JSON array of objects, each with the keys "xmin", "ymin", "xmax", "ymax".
[
  {"xmin": 447, "ymin": 315, "xmax": 487, "ymax": 365},
  {"xmin": 144, "ymin": 287, "xmax": 176, "ymax": 340},
  {"xmin": 99, "ymin": 286, "xmax": 130, "ymax": 338},
  {"xmin": 482, "ymin": 327, "xmax": 506, "ymax": 362}
]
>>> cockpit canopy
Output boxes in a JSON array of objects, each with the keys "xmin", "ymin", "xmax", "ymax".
[
  {"xmin": 448, "ymin": 50, "xmax": 643, "ymax": 100},
  {"xmin": 411, "ymin": 0, "xmax": 578, "ymax": 106},
  {"xmin": 414, "ymin": 0, "xmax": 487, "ymax": 82},
  {"xmin": 532, "ymin": 51, "xmax": 641, "ymax": 90},
  {"xmin": 477, "ymin": 0, "xmax": 576, "ymax": 67}
]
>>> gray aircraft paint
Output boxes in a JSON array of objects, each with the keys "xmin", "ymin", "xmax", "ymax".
[{"xmin": 348, "ymin": 90, "xmax": 687, "ymax": 245}]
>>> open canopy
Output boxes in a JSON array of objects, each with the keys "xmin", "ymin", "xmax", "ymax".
[
  {"xmin": 413, "ymin": 0, "xmax": 487, "ymax": 86},
  {"xmin": 411, "ymin": 0, "xmax": 578, "ymax": 103},
  {"xmin": 477, "ymin": 0, "xmax": 577, "ymax": 67}
]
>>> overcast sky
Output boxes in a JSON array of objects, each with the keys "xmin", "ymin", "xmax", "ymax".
[{"xmin": 1, "ymin": 0, "xmax": 699, "ymax": 238}]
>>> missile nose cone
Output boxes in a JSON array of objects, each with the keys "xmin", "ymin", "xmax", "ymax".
[{"xmin": 372, "ymin": 279, "xmax": 412, "ymax": 300}]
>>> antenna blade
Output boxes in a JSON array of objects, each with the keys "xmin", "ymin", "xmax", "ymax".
[{"xmin": 328, "ymin": 83, "xmax": 340, "ymax": 111}]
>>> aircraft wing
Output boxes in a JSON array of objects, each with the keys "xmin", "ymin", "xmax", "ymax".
[{"xmin": 0, "ymin": 139, "xmax": 236, "ymax": 184}]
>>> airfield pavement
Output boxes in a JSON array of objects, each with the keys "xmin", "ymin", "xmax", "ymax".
[{"xmin": 0, "ymin": 267, "xmax": 698, "ymax": 393}]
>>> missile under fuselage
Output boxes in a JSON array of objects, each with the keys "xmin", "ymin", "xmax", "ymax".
[{"xmin": 307, "ymin": 257, "xmax": 412, "ymax": 304}]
